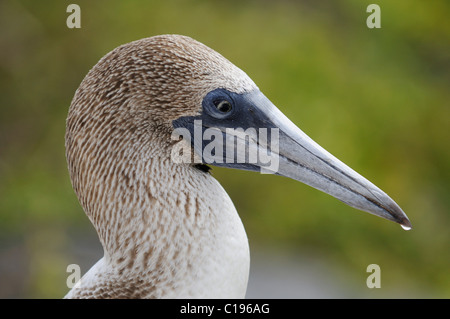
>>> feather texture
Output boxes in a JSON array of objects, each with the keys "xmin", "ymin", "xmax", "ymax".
[{"xmin": 65, "ymin": 35, "xmax": 254, "ymax": 298}]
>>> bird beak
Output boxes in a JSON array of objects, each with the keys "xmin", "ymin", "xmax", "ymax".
[
  {"xmin": 253, "ymin": 92, "xmax": 411, "ymax": 229},
  {"xmin": 172, "ymin": 89, "xmax": 412, "ymax": 229}
]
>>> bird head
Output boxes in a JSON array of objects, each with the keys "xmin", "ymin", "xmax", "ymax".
[{"xmin": 66, "ymin": 34, "xmax": 411, "ymax": 229}]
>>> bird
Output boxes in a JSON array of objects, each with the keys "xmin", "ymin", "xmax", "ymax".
[{"xmin": 64, "ymin": 34, "xmax": 411, "ymax": 298}]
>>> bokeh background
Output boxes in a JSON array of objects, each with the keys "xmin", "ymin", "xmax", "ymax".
[{"xmin": 0, "ymin": 0, "xmax": 449, "ymax": 298}]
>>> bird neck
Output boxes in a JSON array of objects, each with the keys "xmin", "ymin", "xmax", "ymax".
[{"xmin": 68, "ymin": 135, "xmax": 250, "ymax": 297}]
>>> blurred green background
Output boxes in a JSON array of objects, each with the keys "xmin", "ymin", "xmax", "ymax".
[{"xmin": 0, "ymin": 0, "xmax": 449, "ymax": 298}]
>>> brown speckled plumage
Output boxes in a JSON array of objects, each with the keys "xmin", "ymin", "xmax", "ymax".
[{"xmin": 65, "ymin": 35, "xmax": 253, "ymax": 298}]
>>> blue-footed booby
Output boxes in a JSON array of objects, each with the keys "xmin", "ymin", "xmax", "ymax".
[{"xmin": 64, "ymin": 34, "xmax": 411, "ymax": 298}]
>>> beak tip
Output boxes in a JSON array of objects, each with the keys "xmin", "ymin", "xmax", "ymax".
[{"xmin": 379, "ymin": 197, "xmax": 412, "ymax": 230}]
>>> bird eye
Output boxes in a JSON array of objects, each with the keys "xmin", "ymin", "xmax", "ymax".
[
  {"xmin": 202, "ymin": 89, "xmax": 235, "ymax": 119},
  {"xmin": 214, "ymin": 100, "xmax": 232, "ymax": 113}
]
